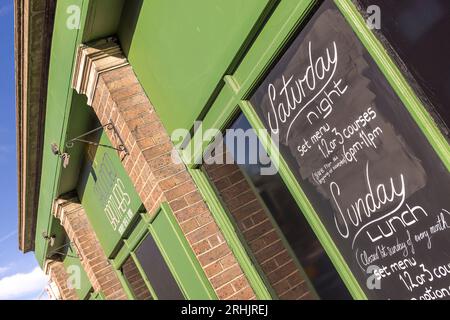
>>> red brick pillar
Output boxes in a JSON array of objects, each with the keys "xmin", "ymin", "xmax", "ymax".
[
  {"xmin": 53, "ymin": 197, "xmax": 128, "ymax": 300},
  {"xmin": 72, "ymin": 38, "xmax": 256, "ymax": 300},
  {"xmin": 205, "ymin": 161, "xmax": 313, "ymax": 300},
  {"xmin": 44, "ymin": 260, "xmax": 78, "ymax": 300}
]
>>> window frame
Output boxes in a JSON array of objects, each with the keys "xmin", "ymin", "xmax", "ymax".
[
  {"xmin": 112, "ymin": 203, "xmax": 217, "ymax": 300},
  {"xmin": 180, "ymin": 0, "xmax": 450, "ymax": 300},
  {"xmin": 197, "ymin": 115, "xmax": 326, "ymax": 300},
  {"xmin": 88, "ymin": 291, "xmax": 106, "ymax": 300}
]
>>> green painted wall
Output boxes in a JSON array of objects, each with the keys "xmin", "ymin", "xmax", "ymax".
[
  {"xmin": 118, "ymin": 0, "xmax": 272, "ymax": 134},
  {"xmin": 83, "ymin": 0, "xmax": 125, "ymax": 42},
  {"xmin": 34, "ymin": 0, "xmax": 89, "ymax": 266},
  {"xmin": 63, "ymin": 244, "xmax": 92, "ymax": 299},
  {"xmin": 34, "ymin": 0, "xmax": 129, "ymax": 266},
  {"xmin": 149, "ymin": 204, "xmax": 217, "ymax": 299},
  {"xmin": 59, "ymin": 94, "xmax": 97, "ymax": 195}
]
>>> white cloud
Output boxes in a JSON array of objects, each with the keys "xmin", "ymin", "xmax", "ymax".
[
  {"xmin": 0, "ymin": 266, "xmax": 10, "ymax": 275},
  {"xmin": 0, "ymin": 267, "xmax": 49, "ymax": 300}
]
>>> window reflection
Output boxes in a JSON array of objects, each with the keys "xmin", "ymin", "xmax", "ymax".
[
  {"xmin": 359, "ymin": 0, "xmax": 450, "ymax": 132},
  {"xmin": 134, "ymin": 233, "xmax": 185, "ymax": 300},
  {"xmin": 205, "ymin": 114, "xmax": 351, "ymax": 299}
]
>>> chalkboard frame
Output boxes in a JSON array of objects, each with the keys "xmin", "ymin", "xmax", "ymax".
[{"xmin": 182, "ymin": 0, "xmax": 450, "ymax": 300}]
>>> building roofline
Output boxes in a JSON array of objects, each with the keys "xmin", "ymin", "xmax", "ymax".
[{"xmin": 15, "ymin": 0, "xmax": 56, "ymax": 252}]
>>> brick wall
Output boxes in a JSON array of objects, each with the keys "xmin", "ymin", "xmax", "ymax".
[
  {"xmin": 45, "ymin": 260, "xmax": 78, "ymax": 300},
  {"xmin": 121, "ymin": 256, "xmax": 153, "ymax": 300},
  {"xmin": 204, "ymin": 162, "xmax": 314, "ymax": 300},
  {"xmin": 73, "ymin": 40, "xmax": 256, "ymax": 300},
  {"xmin": 53, "ymin": 197, "xmax": 128, "ymax": 300}
]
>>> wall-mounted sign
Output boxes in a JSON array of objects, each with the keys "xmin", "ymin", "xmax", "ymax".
[
  {"xmin": 78, "ymin": 131, "xmax": 143, "ymax": 257},
  {"xmin": 250, "ymin": 0, "xmax": 450, "ymax": 300},
  {"xmin": 93, "ymin": 152, "xmax": 134, "ymax": 235}
]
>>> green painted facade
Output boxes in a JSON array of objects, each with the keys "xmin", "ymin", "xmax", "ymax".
[
  {"xmin": 114, "ymin": 205, "xmax": 217, "ymax": 300},
  {"xmin": 30, "ymin": 0, "xmax": 449, "ymax": 300},
  {"xmin": 118, "ymin": 0, "xmax": 275, "ymax": 133},
  {"xmin": 34, "ymin": 0, "xmax": 89, "ymax": 265},
  {"xmin": 62, "ymin": 244, "xmax": 93, "ymax": 300}
]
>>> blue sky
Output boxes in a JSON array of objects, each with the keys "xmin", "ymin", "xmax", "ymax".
[{"xmin": 0, "ymin": 0, "xmax": 49, "ymax": 299}]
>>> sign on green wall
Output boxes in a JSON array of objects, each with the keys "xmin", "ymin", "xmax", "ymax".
[{"xmin": 78, "ymin": 131, "xmax": 143, "ymax": 257}]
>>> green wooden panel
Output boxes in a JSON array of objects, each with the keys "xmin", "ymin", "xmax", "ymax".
[
  {"xmin": 59, "ymin": 94, "xmax": 97, "ymax": 195},
  {"xmin": 77, "ymin": 132, "xmax": 143, "ymax": 258},
  {"xmin": 149, "ymin": 204, "xmax": 217, "ymax": 300},
  {"xmin": 33, "ymin": 0, "xmax": 127, "ymax": 266},
  {"xmin": 118, "ymin": 0, "xmax": 271, "ymax": 133},
  {"xmin": 63, "ymin": 244, "xmax": 92, "ymax": 300},
  {"xmin": 34, "ymin": 0, "xmax": 90, "ymax": 266},
  {"xmin": 83, "ymin": 0, "xmax": 125, "ymax": 42},
  {"xmin": 88, "ymin": 292, "xmax": 106, "ymax": 300}
]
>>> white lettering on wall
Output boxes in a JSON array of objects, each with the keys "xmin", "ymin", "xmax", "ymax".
[
  {"xmin": 104, "ymin": 178, "xmax": 132, "ymax": 233},
  {"xmin": 266, "ymin": 41, "xmax": 349, "ymax": 143}
]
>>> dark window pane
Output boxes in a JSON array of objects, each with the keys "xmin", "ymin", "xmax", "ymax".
[
  {"xmin": 204, "ymin": 158, "xmax": 314, "ymax": 299},
  {"xmin": 134, "ymin": 233, "xmax": 184, "ymax": 300},
  {"xmin": 121, "ymin": 256, "xmax": 153, "ymax": 300},
  {"xmin": 359, "ymin": 0, "xmax": 450, "ymax": 132},
  {"xmin": 226, "ymin": 114, "xmax": 351, "ymax": 299}
]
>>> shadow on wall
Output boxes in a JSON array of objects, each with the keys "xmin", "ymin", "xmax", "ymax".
[{"xmin": 118, "ymin": 0, "xmax": 143, "ymax": 57}]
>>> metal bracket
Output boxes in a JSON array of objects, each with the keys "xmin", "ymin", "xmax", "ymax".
[
  {"xmin": 65, "ymin": 121, "xmax": 129, "ymax": 155},
  {"xmin": 42, "ymin": 232, "xmax": 56, "ymax": 247},
  {"xmin": 46, "ymin": 242, "xmax": 79, "ymax": 260},
  {"xmin": 50, "ymin": 143, "xmax": 71, "ymax": 168}
]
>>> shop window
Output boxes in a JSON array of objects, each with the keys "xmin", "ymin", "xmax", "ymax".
[
  {"xmin": 116, "ymin": 204, "xmax": 215, "ymax": 300},
  {"xmin": 359, "ymin": 0, "xmax": 450, "ymax": 132},
  {"xmin": 204, "ymin": 114, "xmax": 351, "ymax": 300},
  {"xmin": 120, "ymin": 234, "xmax": 184, "ymax": 300},
  {"xmin": 134, "ymin": 233, "xmax": 185, "ymax": 300}
]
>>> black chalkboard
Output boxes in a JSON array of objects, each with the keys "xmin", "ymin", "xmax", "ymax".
[{"xmin": 250, "ymin": 0, "xmax": 450, "ymax": 300}]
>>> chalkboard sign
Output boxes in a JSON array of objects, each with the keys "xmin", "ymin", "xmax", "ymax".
[{"xmin": 250, "ymin": 0, "xmax": 450, "ymax": 300}]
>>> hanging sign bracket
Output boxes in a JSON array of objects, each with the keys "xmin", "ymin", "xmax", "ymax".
[{"xmin": 65, "ymin": 121, "xmax": 129, "ymax": 155}]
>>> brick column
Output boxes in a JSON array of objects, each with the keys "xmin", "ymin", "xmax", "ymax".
[
  {"xmin": 53, "ymin": 197, "xmax": 128, "ymax": 300},
  {"xmin": 72, "ymin": 38, "xmax": 255, "ymax": 300},
  {"xmin": 44, "ymin": 260, "xmax": 78, "ymax": 300},
  {"xmin": 205, "ymin": 161, "xmax": 313, "ymax": 300}
]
